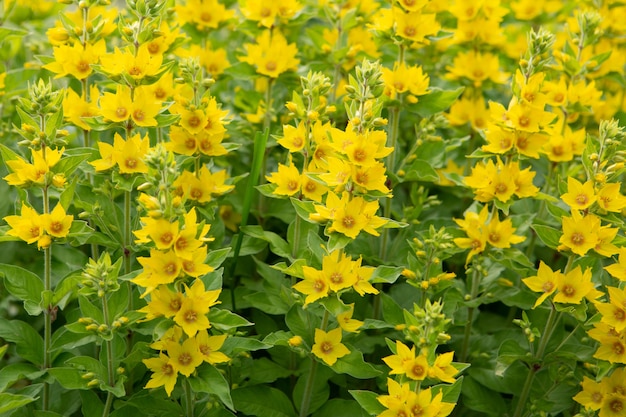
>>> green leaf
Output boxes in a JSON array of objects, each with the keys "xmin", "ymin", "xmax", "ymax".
[
  {"xmin": 495, "ymin": 339, "xmax": 530, "ymax": 377},
  {"xmin": 404, "ymin": 159, "xmax": 439, "ymax": 182},
  {"xmin": 204, "ymin": 248, "xmax": 230, "ymax": 269},
  {"xmin": 221, "ymin": 336, "xmax": 271, "ymax": 355},
  {"xmin": 52, "ymin": 273, "xmax": 81, "ymax": 310},
  {"xmin": 189, "ymin": 364, "xmax": 235, "ymax": 411},
  {"xmin": 530, "ymin": 224, "xmax": 561, "ymax": 249},
  {"xmin": 370, "ymin": 265, "xmax": 404, "ymax": 284},
  {"xmin": 349, "ymin": 390, "xmax": 386, "ymax": 416},
  {"xmin": 272, "ymin": 259, "xmax": 308, "ymax": 279},
  {"xmin": 0, "ymin": 363, "xmax": 43, "ymax": 392},
  {"xmin": 246, "ymin": 357, "xmax": 292, "ymax": 384},
  {"xmin": 406, "ymin": 87, "xmax": 465, "ymax": 117},
  {"xmin": 80, "ymin": 391, "xmax": 104, "ymax": 417},
  {"xmin": 291, "ymin": 198, "xmax": 319, "ymax": 224},
  {"xmin": 293, "ymin": 365, "xmax": 330, "ymax": 414},
  {"xmin": 244, "ymin": 292, "xmax": 290, "ymax": 315},
  {"xmin": 326, "ymin": 231, "xmax": 352, "ymax": 252},
  {"xmin": 320, "ymin": 294, "xmax": 351, "ymax": 316},
  {"xmin": 0, "ymin": 263, "xmax": 44, "ymax": 315},
  {"xmin": 209, "ymin": 308, "xmax": 254, "ymax": 330},
  {"xmin": 432, "ymin": 376, "xmax": 464, "ymax": 404},
  {"xmin": 0, "ymin": 319, "xmax": 44, "ymax": 365},
  {"xmin": 50, "ymin": 327, "xmax": 97, "ymax": 352},
  {"xmin": 331, "ymin": 349, "xmax": 382, "ymax": 378},
  {"xmin": 232, "ymin": 386, "xmax": 297, "ymax": 417},
  {"xmin": 231, "ymin": 129, "xmax": 269, "ymax": 275},
  {"xmin": 313, "ymin": 399, "xmax": 367, "ymax": 417},
  {"xmin": 0, "ymin": 393, "xmax": 37, "ymax": 414},
  {"xmin": 461, "ymin": 376, "xmax": 507, "ymax": 416},
  {"xmin": 118, "ymin": 390, "xmax": 183, "ymax": 416},
  {"xmin": 54, "ymin": 153, "xmax": 91, "ymax": 178},
  {"xmin": 285, "ymin": 304, "xmax": 318, "ymax": 344},
  {"xmin": 241, "ymin": 225, "xmax": 291, "ymax": 259},
  {"xmin": 47, "ymin": 368, "xmax": 90, "ymax": 390}
]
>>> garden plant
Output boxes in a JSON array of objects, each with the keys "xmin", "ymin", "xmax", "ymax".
[{"xmin": 1, "ymin": 0, "xmax": 626, "ymax": 416}]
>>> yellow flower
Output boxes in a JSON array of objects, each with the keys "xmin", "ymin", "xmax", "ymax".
[
  {"xmin": 43, "ymin": 40, "xmax": 106, "ymax": 80},
  {"xmin": 393, "ymin": 7, "xmax": 440, "ymax": 44},
  {"xmin": 383, "ymin": 340, "xmax": 415, "ymax": 375},
  {"xmin": 174, "ymin": 168, "xmax": 234, "ymax": 203},
  {"xmin": 112, "ymin": 133, "xmax": 150, "ymax": 174},
  {"xmin": 41, "ymin": 203, "xmax": 73, "ymax": 238},
  {"xmin": 429, "ymin": 352, "xmax": 457, "ymax": 383},
  {"xmin": 195, "ymin": 331, "xmax": 230, "ymax": 364},
  {"xmin": 330, "ymin": 196, "xmax": 369, "ymax": 239},
  {"xmin": 239, "ymin": 30, "xmax": 300, "ymax": 78},
  {"xmin": 63, "ymin": 85, "xmax": 100, "ymax": 131},
  {"xmin": 180, "ymin": 108, "xmax": 206, "ymax": 135},
  {"xmin": 404, "ymin": 353, "xmax": 430, "ymax": 380},
  {"xmin": 143, "ymin": 353, "xmax": 178, "ymax": 396},
  {"xmin": 337, "ymin": 304, "xmax": 363, "ymax": 333},
  {"xmin": 605, "ymin": 247, "xmax": 626, "ymax": 281},
  {"xmin": 595, "ymin": 225, "xmax": 619, "ymax": 257},
  {"xmin": 573, "ymin": 376, "xmax": 606, "ymax": 411},
  {"xmin": 197, "ymin": 130, "xmax": 228, "ymax": 157},
  {"xmin": 506, "ymin": 100, "xmax": 556, "ymax": 133},
  {"xmin": 377, "ymin": 379, "xmax": 412, "ymax": 411},
  {"xmin": 596, "ymin": 286, "xmax": 626, "ymax": 332},
  {"xmin": 4, "ymin": 203, "xmax": 44, "ymax": 245},
  {"xmin": 446, "ymin": 50, "xmax": 507, "ymax": 87},
  {"xmin": 320, "ymin": 250, "xmax": 357, "ymax": 293},
  {"xmin": 558, "ymin": 210, "xmax": 600, "ymax": 256},
  {"xmin": 180, "ymin": 44, "xmax": 231, "ymax": 77},
  {"xmin": 553, "ymin": 266, "xmax": 600, "ymax": 305},
  {"xmin": 130, "ymin": 86, "xmax": 161, "ymax": 127},
  {"xmin": 181, "ymin": 246, "xmax": 214, "ymax": 277},
  {"xmin": 311, "ymin": 327, "xmax": 350, "ymax": 366},
  {"xmin": 100, "ymin": 45, "xmax": 163, "ymax": 80},
  {"xmin": 301, "ymin": 175, "xmax": 328, "ymax": 203},
  {"xmin": 4, "ymin": 147, "xmax": 64, "ymax": 187},
  {"xmin": 166, "ymin": 337, "xmax": 203, "ymax": 377},
  {"xmin": 166, "ymin": 125, "xmax": 198, "ymax": 156},
  {"xmin": 522, "ymin": 261, "xmax": 561, "ymax": 308},
  {"xmin": 353, "ymin": 258, "xmax": 378, "ymax": 296},
  {"xmin": 100, "ymin": 85, "xmax": 132, "ymax": 123},
  {"xmin": 597, "ymin": 183, "xmax": 626, "ymax": 213},
  {"xmin": 174, "ymin": 296, "xmax": 211, "ymax": 337},
  {"xmin": 266, "ymin": 163, "xmax": 301, "ymax": 197},
  {"xmin": 382, "ymin": 62, "xmax": 430, "ymax": 101},
  {"xmin": 294, "ymin": 265, "xmax": 331, "ymax": 305},
  {"xmin": 561, "ymin": 177, "xmax": 597, "ymax": 210},
  {"xmin": 482, "ymin": 124, "xmax": 515, "ymax": 154},
  {"xmin": 485, "ymin": 214, "xmax": 525, "ymax": 249},
  {"xmin": 139, "ymin": 285, "xmax": 183, "ymax": 320},
  {"xmin": 278, "ymin": 122, "xmax": 306, "ymax": 152},
  {"xmin": 588, "ymin": 322, "xmax": 626, "ymax": 364},
  {"xmin": 175, "ymin": 0, "xmax": 234, "ymax": 30},
  {"xmin": 133, "ymin": 249, "xmax": 182, "ymax": 291},
  {"xmin": 352, "ymin": 162, "xmax": 391, "ymax": 195}
]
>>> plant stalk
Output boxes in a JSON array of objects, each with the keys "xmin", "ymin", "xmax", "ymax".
[
  {"xmin": 460, "ymin": 267, "xmax": 480, "ymax": 362},
  {"xmin": 298, "ymin": 311, "xmax": 329, "ymax": 417}
]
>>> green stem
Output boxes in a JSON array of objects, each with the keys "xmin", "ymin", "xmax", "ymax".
[
  {"xmin": 102, "ymin": 393, "xmax": 114, "ymax": 417},
  {"xmin": 123, "ymin": 190, "xmax": 132, "ymax": 276},
  {"xmin": 512, "ymin": 304, "xmax": 559, "ymax": 417},
  {"xmin": 299, "ymin": 357, "xmax": 319, "ymax": 417},
  {"xmin": 230, "ymin": 129, "xmax": 269, "ymax": 311},
  {"xmin": 460, "ymin": 267, "xmax": 480, "ymax": 363},
  {"xmin": 184, "ymin": 378, "xmax": 195, "ymax": 417},
  {"xmin": 299, "ymin": 311, "xmax": 329, "ymax": 417}
]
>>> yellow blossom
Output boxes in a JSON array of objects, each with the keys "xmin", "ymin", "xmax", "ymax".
[
  {"xmin": 239, "ymin": 30, "xmax": 300, "ymax": 78},
  {"xmin": 311, "ymin": 327, "xmax": 350, "ymax": 366}
]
